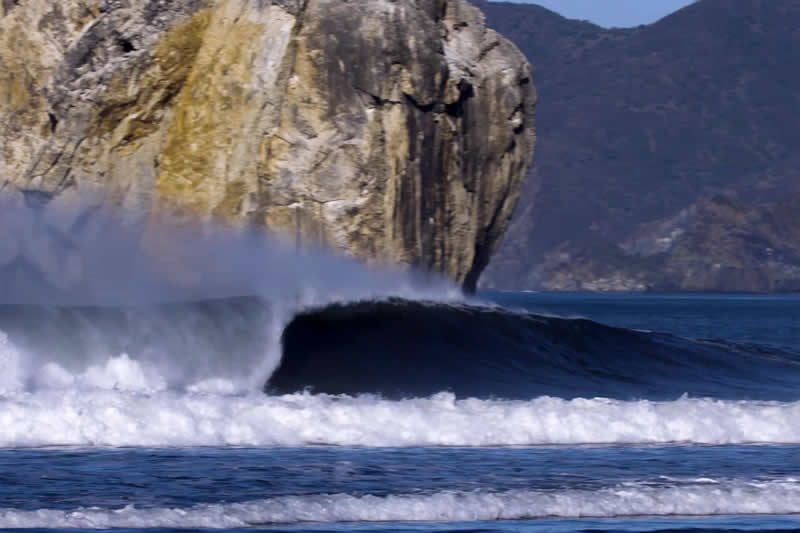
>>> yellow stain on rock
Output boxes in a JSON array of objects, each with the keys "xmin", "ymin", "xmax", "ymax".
[
  {"xmin": 87, "ymin": 9, "xmax": 213, "ymax": 158},
  {"xmin": 156, "ymin": 7, "xmax": 268, "ymax": 219},
  {"xmin": 0, "ymin": 24, "xmax": 38, "ymax": 111},
  {"xmin": 212, "ymin": 180, "xmax": 248, "ymax": 219},
  {"xmin": 3, "ymin": 65, "xmax": 32, "ymax": 110},
  {"xmin": 72, "ymin": 1, "xmax": 101, "ymax": 32}
]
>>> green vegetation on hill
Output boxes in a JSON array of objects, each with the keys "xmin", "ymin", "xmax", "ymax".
[{"xmin": 478, "ymin": 0, "xmax": 800, "ymax": 291}]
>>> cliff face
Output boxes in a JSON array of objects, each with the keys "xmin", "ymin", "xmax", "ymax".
[{"xmin": 0, "ymin": 0, "xmax": 535, "ymax": 292}]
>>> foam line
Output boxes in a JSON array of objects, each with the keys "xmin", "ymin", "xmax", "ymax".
[
  {"xmin": 2, "ymin": 389, "xmax": 800, "ymax": 447},
  {"xmin": 1, "ymin": 480, "xmax": 799, "ymax": 528}
]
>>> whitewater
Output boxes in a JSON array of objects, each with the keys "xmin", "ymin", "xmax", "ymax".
[
  {"xmin": 3, "ymin": 196, "xmax": 800, "ymax": 532},
  {"xmin": 2, "ymin": 292, "xmax": 800, "ymax": 448},
  {"xmin": 2, "ymin": 479, "xmax": 800, "ymax": 528},
  {"xmin": 2, "ymin": 383, "xmax": 800, "ymax": 447}
]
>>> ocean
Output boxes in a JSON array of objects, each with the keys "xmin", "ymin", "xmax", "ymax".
[{"xmin": 1, "ymin": 291, "xmax": 800, "ymax": 532}]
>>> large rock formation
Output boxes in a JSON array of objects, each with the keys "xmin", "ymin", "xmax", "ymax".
[
  {"xmin": 479, "ymin": 0, "xmax": 800, "ymax": 291},
  {"xmin": 0, "ymin": 0, "xmax": 535, "ymax": 292}
]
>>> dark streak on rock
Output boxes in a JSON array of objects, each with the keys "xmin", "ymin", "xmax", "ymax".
[
  {"xmin": 48, "ymin": 112, "xmax": 58, "ymax": 133},
  {"xmin": 118, "ymin": 38, "xmax": 136, "ymax": 53},
  {"xmin": 445, "ymin": 80, "xmax": 474, "ymax": 118},
  {"xmin": 1, "ymin": 0, "xmax": 19, "ymax": 17}
]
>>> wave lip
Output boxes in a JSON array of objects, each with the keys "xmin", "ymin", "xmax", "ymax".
[
  {"xmin": 2, "ymin": 391, "xmax": 800, "ymax": 448},
  {"xmin": 1, "ymin": 479, "xmax": 799, "ymax": 528}
]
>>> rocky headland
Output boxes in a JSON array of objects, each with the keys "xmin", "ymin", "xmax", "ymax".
[{"xmin": 0, "ymin": 0, "xmax": 535, "ymax": 293}]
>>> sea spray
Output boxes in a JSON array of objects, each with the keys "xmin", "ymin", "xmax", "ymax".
[
  {"xmin": 0, "ymin": 331, "xmax": 24, "ymax": 395},
  {"xmin": 0, "ymin": 192, "xmax": 461, "ymax": 393},
  {"xmin": 0, "ymin": 192, "xmax": 460, "ymax": 307}
]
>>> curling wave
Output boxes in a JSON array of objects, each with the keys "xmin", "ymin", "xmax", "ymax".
[
  {"xmin": 2, "ymin": 296, "xmax": 800, "ymax": 402},
  {"xmin": 1, "ymin": 479, "xmax": 800, "ymax": 527},
  {"xmin": 270, "ymin": 299, "xmax": 800, "ymax": 400}
]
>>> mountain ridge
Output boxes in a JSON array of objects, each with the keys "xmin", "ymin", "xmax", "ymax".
[{"xmin": 479, "ymin": 0, "xmax": 800, "ymax": 291}]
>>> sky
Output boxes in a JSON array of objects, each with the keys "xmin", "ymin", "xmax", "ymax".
[{"xmin": 503, "ymin": 0, "xmax": 696, "ymax": 28}]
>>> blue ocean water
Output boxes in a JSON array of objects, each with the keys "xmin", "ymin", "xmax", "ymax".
[
  {"xmin": 488, "ymin": 292, "xmax": 800, "ymax": 351},
  {"xmin": 1, "ymin": 292, "xmax": 799, "ymax": 532}
]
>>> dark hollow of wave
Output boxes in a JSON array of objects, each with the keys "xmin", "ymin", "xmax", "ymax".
[
  {"xmin": 270, "ymin": 298, "xmax": 800, "ymax": 401},
  {"xmin": 2, "ymin": 297, "xmax": 800, "ymax": 400}
]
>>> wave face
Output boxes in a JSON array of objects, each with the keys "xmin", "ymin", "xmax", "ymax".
[
  {"xmin": 1, "ymin": 479, "xmax": 799, "ymax": 528},
  {"xmin": 270, "ymin": 299, "xmax": 800, "ymax": 401}
]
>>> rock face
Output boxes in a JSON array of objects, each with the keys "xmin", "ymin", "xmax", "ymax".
[{"xmin": 0, "ymin": 0, "xmax": 535, "ymax": 292}]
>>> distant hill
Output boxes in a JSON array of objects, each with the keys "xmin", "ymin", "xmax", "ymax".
[{"xmin": 478, "ymin": 0, "xmax": 800, "ymax": 291}]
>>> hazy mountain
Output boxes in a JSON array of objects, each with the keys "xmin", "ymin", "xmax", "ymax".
[{"xmin": 478, "ymin": 0, "xmax": 800, "ymax": 291}]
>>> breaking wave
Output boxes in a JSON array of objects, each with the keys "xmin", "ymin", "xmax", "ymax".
[
  {"xmin": 2, "ymin": 479, "xmax": 800, "ymax": 527},
  {"xmin": 0, "ymin": 193, "xmax": 461, "ymax": 394},
  {"xmin": 2, "ymin": 297, "xmax": 800, "ymax": 402},
  {"xmin": 2, "ymin": 295, "xmax": 800, "ymax": 448},
  {"xmin": 2, "ymin": 192, "xmax": 800, "ymax": 449},
  {"xmin": 271, "ymin": 299, "xmax": 800, "ymax": 400}
]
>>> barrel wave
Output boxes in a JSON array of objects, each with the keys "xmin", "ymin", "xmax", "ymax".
[
  {"xmin": 2, "ymin": 296, "xmax": 800, "ymax": 447},
  {"xmin": 271, "ymin": 298, "xmax": 800, "ymax": 401},
  {"xmin": 3, "ymin": 296, "xmax": 799, "ymax": 402}
]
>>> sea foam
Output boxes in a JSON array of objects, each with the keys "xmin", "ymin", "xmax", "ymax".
[
  {"xmin": 1, "ymin": 480, "xmax": 799, "ymax": 528},
  {"xmin": 1, "ymin": 384, "xmax": 800, "ymax": 447},
  {"xmin": 3, "ymin": 319, "xmax": 799, "ymax": 448}
]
